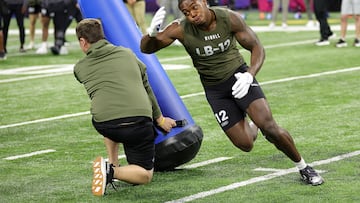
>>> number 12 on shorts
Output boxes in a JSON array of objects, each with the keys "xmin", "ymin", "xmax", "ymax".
[{"xmin": 215, "ymin": 110, "xmax": 229, "ymax": 128}]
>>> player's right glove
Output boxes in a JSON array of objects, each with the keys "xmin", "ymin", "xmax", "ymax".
[
  {"xmin": 147, "ymin": 6, "xmax": 166, "ymax": 37},
  {"xmin": 232, "ymin": 72, "xmax": 253, "ymax": 99}
]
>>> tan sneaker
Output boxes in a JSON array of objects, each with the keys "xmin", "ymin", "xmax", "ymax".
[
  {"xmin": 92, "ymin": 156, "xmax": 115, "ymax": 196},
  {"xmin": 92, "ymin": 157, "xmax": 107, "ymax": 196}
]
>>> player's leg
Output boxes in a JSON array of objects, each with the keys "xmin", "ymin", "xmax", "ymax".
[
  {"xmin": 225, "ymin": 119, "xmax": 258, "ymax": 152},
  {"xmin": 117, "ymin": 118, "xmax": 155, "ymax": 184},
  {"xmin": 103, "ymin": 137, "xmax": 119, "ymax": 167},
  {"xmin": 205, "ymin": 73, "xmax": 259, "ymax": 152},
  {"xmin": 14, "ymin": 5, "xmax": 26, "ymax": 52},
  {"xmin": 27, "ymin": 12, "xmax": 38, "ymax": 49},
  {"xmin": 36, "ymin": 10, "xmax": 50, "ymax": 54},
  {"xmin": 246, "ymin": 98, "xmax": 301, "ymax": 162},
  {"xmin": 103, "ymin": 136, "xmax": 153, "ymax": 184},
  {"xmin": 247, "ymin": 98, "xmax": 324, "ymax": 185}
]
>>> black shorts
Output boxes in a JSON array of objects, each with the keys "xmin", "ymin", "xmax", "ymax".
[
  {"xmin": 204, "ymin": 64, "xmax": 265, "ymax": 131},
  {"xmin": 28, "ymin": 5, "xmax": 41, "ymax": 14},
  {"xmin": 92, "ymin": 116, "xmax": 155, "ymax": 170}
]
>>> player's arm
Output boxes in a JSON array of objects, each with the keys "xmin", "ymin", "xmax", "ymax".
[
  {"xmin": 140, "ymin": 22, "xmax": 182, "ymax": 54},
  {"xmin": 140, "ymin": 7, "xmax": 183, "ymax": 54},
  {"xmin": 137, "ymin": 58, "xmax": 176, "ymax": 132},
  {"xmin": 229, "ymin": 10, "xmax": 265, "ymax": 76}
]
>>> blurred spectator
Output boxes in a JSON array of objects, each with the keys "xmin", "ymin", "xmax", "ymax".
[
  {"xmin": 64, "ymin": 0, "xmax": 83, "ymax": 45},
  {"xmin": 207, "ymin": 0, "xmax": 219, "ymax": 6},
  {"xmin": 314, "ymin": 0, "xmax": 334, "ymax": 46},
  {"xmin": 65, "ymin": 0, "xmax": 82, "ymax": 29},
  {"xmin": 123, "ymin": 0, "xmax": 147, "ymax": 34},
  {"xmin": 269, "ymin": 0, "xmax": 289, "ymax": 28},
  {"xmin": 258, "ymin": 0, "xmax": 273, "ymax": 20},
  {"xmin": 35, "ymin": 2, "xmax": 51, "ymax": 54},
  {"xmin": 304, "ymin": 0, "xmax": 317, "ymax": 27},
  {"xmin": 2, "ymin": 0, "xmax": 27, "ymax": 53},
  {"xmin": 25, "ymin": 0, "xmax": 42, "ymax": 50},
  {"xmin": 41, "ymin": 0, "xmax": 72, "ymax": 55},
  {"xmin": 0, "ymin": 1, "xmax": 6, "ymax": 60},
  {"xmin": 336, "ymin": 0, "xmax": 360, "ymax": 48}
]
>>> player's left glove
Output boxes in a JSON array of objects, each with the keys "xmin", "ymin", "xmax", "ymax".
[{"xmin": 232, "ymin": 72, "xmax": 253, "ymax": 99}]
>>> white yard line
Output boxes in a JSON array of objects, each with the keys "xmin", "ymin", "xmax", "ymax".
[
  {"xmin": 0, "ymin": 111, "xmax": 89, "ymax": 129},
  {"xmin": 176, "ymin": 157, "xmax": 233, "ymax": 169},
  {"xmin": 165, "ymin": 150, "xmax": 360, "ymax": 203},
  {"xmin": 3, "ymin": 149, "xmax": 56, "ymax": 160},
  {"xmin": 0, "ymin": 66, "xmax": 359, "ymax": 130},
  {"xmin": 0, "ymin": 72, "xmax": 70, "ymax": 83}
]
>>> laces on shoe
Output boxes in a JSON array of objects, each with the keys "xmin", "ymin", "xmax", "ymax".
[{"xmin": 106, "ymin": 163, "xmax": 117, "ymax": 192}]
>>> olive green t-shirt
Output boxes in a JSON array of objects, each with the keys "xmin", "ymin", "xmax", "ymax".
[
  {"xmin": 74, "ymin": 39, "xmax": 161, "ymax": 122},
  {"xmin": 180, "ymin": 7, "xmax": 245, "ymax": 86}
]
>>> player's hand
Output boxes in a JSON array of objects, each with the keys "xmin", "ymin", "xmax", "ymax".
[
  {"xmin": 147, "ymin": 7, "xmax": 166, "ymax": 37},
  {"xmin": 157, "ymin": 116, "xmax": 176, "ymax": 133},
  {"xmin": 232, "ymin": 72, "xmax": 253, "ymax": 99}
]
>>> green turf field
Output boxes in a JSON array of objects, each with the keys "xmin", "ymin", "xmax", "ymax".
[{"xmin": 0, "ymin": 11, "xmax": 359, "ymax": 203}]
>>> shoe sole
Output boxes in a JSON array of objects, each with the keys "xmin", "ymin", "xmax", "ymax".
[
  {"xmin": 301, "ymin": 175, "xmax": 324, "ymax": 186},
  {"xmin": 315, "ymin": 43, "xmax": 330, "ymax": 46},
  {"xmin": 336, "ymin": 44, "xmax": 348, "ymax": 48},
  {"xmin": 92, "ymin": 156, "xmax": 106, "ymax": 196}
]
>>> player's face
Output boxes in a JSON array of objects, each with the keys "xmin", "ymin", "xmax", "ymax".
[{"xmin": 179, "ymin": 0, "xmax": 208, "ymax": 26}]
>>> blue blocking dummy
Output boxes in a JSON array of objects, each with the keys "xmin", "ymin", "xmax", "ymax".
[{"xmin": 78, "ymin": 0, "xmax": 203, "ymax": 171}]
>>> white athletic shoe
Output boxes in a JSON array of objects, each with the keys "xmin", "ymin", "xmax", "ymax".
[
  {"xmin": 36, "ymin": 45, "xmax": 48, "ymax": 54},
  {"xmin": 59, "ymin": 46, "xmax": 68, "ymax": 55},
  {"xmin": 282, "ymin": 23, "xmax": 288, "ymax": 29},
  {"xmin": 268, "ymin": 22, "xmax": 275, "ymax": 29},
  {"xmin": 315, "ymin": 39, "xmax": 330, "ymax": 46},
  {"xmin": 306, "ymin": 20, "xmax": 316, "ymax": 27},
  {"xmin": 26, "ymin": 41, "xmax": 35, "ymax": 50}
]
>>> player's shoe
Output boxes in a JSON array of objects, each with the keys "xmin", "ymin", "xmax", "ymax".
[
  {"xmin": 336, "ymin": 39, "xmax": 347, "ymax": 48},
  {"xmin": 328, "ymin": 33, "xmax": 336, "ymax": 40},
  {"xmin": 354, "ymin": 38, "xmax": 360, "ymax": 47},
  {"xmin": 59, "ymin": 46, "xmax": 68, "ymax": 55},
  {"xmin": 268, "ymin": 22, "xmax": 275, "ymax": 29},
  {"xmin": 315, "ymin": 39, "xmax": 330, "ymax": 46},
  {"xmin": 92, "ymin": 156, "xmax": 116, "ymax": 196},
  {"xmin": 299, "ymin": 165, "xmax": 324, "ymax": 186},
  {"xmin": 0, "ymin": 52, "xmax": 6, "ymax": 60},
  {"xmin": 50, "ymin": 46, "xmax": 60, "ymax": 55},
  {"xmin": 36, "ymin": 44, "xmax": 48, "ymax": 54},
  {"xmin": 26, "ymin": 41, "xmax": 35, "ymax": 50}
]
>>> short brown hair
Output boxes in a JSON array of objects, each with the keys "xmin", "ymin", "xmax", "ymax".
[{"xmin": 76, "ymin": 18, "xmax": 105, "ymax": 44}]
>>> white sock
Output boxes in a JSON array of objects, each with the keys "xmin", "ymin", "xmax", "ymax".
[{"xmin": 295, "ymin": 157, "xmax": 307, "ymax": 170}]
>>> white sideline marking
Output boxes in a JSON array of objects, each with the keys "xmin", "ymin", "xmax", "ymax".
[
  {"xmin": 253, "ymin": 167, "xmax": 288, "ymax": 173},
  {"xmin": 96, "ymin": 155, "xmax": 126, "ymax": 164},
  {"xmin": 0, "ymin": 66, "xmax": 359, "ymax": 130},
  {"xmin": 162, "ymin": 64, "xmax": 192, "ymax": 70},
  {"xmin": 1, "ymin": 36, "xmax": 349, "ymax": 84},
  {"xmin": 4, "ymin": 149, "xmax": 56, "ymax": 160},
  {"xmin": 0, "ymin": 111, "xmax": 89, "ymax": 129},
  {"xmin": 165, "ymin": 150, "xmax": 360, "ymax": 203},
  {"xmin": 260, "ymin": 67, "xmax": 360, "ymax": 85},
  {"xmin": 0, "ymin": 72, "xmax": 70, "ymax": 83},
  {"xmin": 254, "ymin": 167, "xmax": 326, "ymax": 174},
  {"xmin": 176, "ymin": 157, "xmax": 233, "ymax": 169},
  {"xmin": 0, "ymin": 64, "xmax": 73, "ymax": 75}
]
